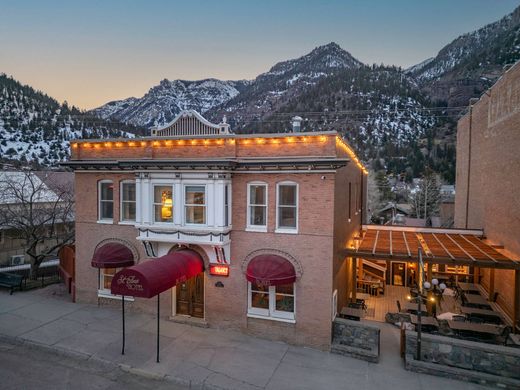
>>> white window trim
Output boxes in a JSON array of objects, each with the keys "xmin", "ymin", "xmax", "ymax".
[
  {"xmin": 246, "ymin": 182, "xmax": 268, "ymax": 232},
  {"xmin": 98, "ymin": 180, "xmax": 114, "ymax": 223},
  {"xmin": 247, "ymin": 282, "xmax": 296, "ymax": 323},
  {"xmin": 120, "ymin": 180, "xmax": 136, "ymax": 223},
  {"xmin": 184, "ymin": 184, "xmax": 207, "ymax": 226},
  {"xmin": 152, "ymin": 184, "xmax": 174, "ymax": 225},
  {"xmin": 275, "ymin": 181, "xmax": 298, "ymax": 234}
]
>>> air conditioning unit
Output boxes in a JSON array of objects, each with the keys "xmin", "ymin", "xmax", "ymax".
[{"xmin": 10, "ymin": 255, "xmax": 25, "ymax": 266}]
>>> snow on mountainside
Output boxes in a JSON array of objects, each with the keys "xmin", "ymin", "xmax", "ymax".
[
  {"xmin": 206, "ymin": 42, "xmax": 363, "ymax": 127},
  {"xmin": 408, "ymin": 5, "xmax": 520, "ymax": 86},
  {"xmin": 0, "ymin": 74, "xmax": 139, "ymax": 166},
  {"xmin": 92, "ymin": 78, "xmax": 250, "ymax": 128}
]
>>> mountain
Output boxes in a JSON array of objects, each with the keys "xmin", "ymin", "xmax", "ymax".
[
  {"xmin": 92, "ymin": 78, "xmax": 250, "ymax": 128},
  {"xmin": 93, "ymin": 43, "xmax": 361, "ymax": 128},
  {"xmin": 0, "ymin": 73, "xmax": 143, "ymax": 167},
  {"xmin": 407, "ymin": 5, "xmax": 520, "ymax": 105}
]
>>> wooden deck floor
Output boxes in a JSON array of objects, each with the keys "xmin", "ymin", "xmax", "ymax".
[{"xmin": 362, "ymin": 285, "xmax": 459, "ymax": 322}]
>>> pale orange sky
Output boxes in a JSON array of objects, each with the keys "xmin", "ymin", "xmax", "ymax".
[{"xmin": 1, "ymin": 0, "xmax": 517, "ymax": 110}]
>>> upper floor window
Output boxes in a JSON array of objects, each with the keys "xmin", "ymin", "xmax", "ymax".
[
  {"xmin": 185, "ymin": 185, "xmax": 206, "ymax": 225},
  {"xmin": 276, "ymin": 182, "xmax": 298, "ymax": 232},
  {"xmin": 247, "ymin": 183, "xmax": 267, "ymax": 230},
  {"xmin": 153, "ymin": 185, "xmax": 173, "ymax": 223},
  {"xmin": 120, "ymin": 181, "xmax": 136, "ymax": 222},
  {"xmin": 98, "ymin": 181, "xmax": 114, "ymax": 221}
]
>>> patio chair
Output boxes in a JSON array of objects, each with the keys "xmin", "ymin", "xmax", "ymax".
[
  {"xmin": 348, "ymin": 302, "xmax": 363, "ymax": 310},
  {"xmin": 490, "ymin": 292, "xmax": 499, "ymax": 303},
  {"xmin": 499, "ymin": 326, "xmax": 513, "ymax": 346},
  {"xmin": 396, "ymin": 300, "xmax": 402, "ymax": 313},
  {"xmin": 355, "ymin": 298, "xmax": 368, "ymax": 311}
]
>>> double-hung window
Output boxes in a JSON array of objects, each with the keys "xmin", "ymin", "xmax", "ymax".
[
  {"xmin": 247, "ymin": 183, "xmax": 267, "ymax": 230},
  {"xmin": 98, "ymin": 181, "xmax": 114, "ymax": 222},
  {"xmin": 248, "ymin": 282, "xmax": 295, "ymax": 321},
  {"xmin": 120, "ymin": 181, "xmax": 136, "ymax": 222},
  {"xmin": 276, "ymin": 182, "xmax": 298, "ymax": 232},
  {"xmin": 153, "ymin": 185, "xmax": 173, "ymax": 223},
  {"xmin": 185, "ymin": 185, "xmax": 206, "ymax": 224}
]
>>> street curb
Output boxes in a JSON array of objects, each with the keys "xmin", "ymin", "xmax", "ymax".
[{"xmin": 0, "ymin": 333, "xmax": 225, "ymax": 389}]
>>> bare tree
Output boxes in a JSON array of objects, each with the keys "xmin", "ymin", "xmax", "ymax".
[
  {"xmin": 0, "ymin": 170, "xmax": 75, "ymax": 278},
  {"xmin": 409, "ymin": 169, "xmax": 440, "ymax": 225}
]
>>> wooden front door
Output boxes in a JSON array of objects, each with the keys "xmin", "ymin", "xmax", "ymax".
[{"xmin": 176, "ymin": 273, "xmax": 204, "ymax": 318}]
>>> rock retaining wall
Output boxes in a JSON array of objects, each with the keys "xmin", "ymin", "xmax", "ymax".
[
  {"xmin": 405, "ymin": 331, "xmax": 520, "ymax": 388},
  {"xmin": 331, "ymin": 318, "xmax": 380, "ymax": 362}
]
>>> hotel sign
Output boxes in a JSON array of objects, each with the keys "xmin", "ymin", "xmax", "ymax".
[{"xmin": 209, "ymin": 264, "xmax": 229, "ymax": 277}]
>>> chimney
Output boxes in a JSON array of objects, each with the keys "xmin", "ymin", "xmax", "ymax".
[{"xmin": 291, "ymin": 116, "xmax": 303, "ymax": 132}]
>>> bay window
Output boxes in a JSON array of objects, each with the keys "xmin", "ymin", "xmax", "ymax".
[
  {"xmin": 247, "ymin": 183, "xmax": 267, "ymax": 230},
  {"xmin": 248, "ymin": 281, "xmax": 295, "ymax": 321},
  {"xmin": 276, "ymin": 182, "xmax": 298, "ymax": 232},
  {"xmin": 153, "ymin": 185, "xmax": 173, "ymax": 223},
  {"xmin": 98, "ymin": 181, "xmax": 114, "ymax": 221},
  {"xmin": 185, "ymin": 185, "xmax": 206, "ymax": 224},
  {"xmin": 120, "ymin": 181, "xmax": 136, "ymax": 222}
]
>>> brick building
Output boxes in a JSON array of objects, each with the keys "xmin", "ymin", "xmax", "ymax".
[
  {"xmin": 65, "ymin": 110, "xmax": 367, "ymax": 349},
  {"xmin": 455, "ymin": 62, "xmax": 520, "ymax": 330}
]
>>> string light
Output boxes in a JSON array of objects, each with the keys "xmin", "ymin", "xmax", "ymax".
[{"xmin": 336, "ymin": 136, "xmax": 368, "ymax": 175}]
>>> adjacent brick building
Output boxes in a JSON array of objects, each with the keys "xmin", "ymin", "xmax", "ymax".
[
  {"xmin": 65, "ymin": 110, "xmax": 367, "ymax": 349},
  {"xmin": 455, "ymin": 62, "xmax": 520, "ymax": 329}
]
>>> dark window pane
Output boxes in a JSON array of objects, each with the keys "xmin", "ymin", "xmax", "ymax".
[
  {"xmin": 279, "ymin": 185, "xmax": 296, "ymax": 206},
  {"xmin": 251, "ymin": 281, "xmax": 269, "ymax": 292},
  {"xmin": 101, "ymin": 201, "xmax": 113, "ymax": 219},
  {"xmin": 275, "ymin": 284, "xmax": 294, "ymax": 295},
  {"xmin": 278, "ymin": 206, "xmax": 296, "ymax": 228},
  {"xmin": 250, "ymin": 205, "xmax": 266, "ymax": 226},
  {"xmin": 250, "ymin": 185, "xmax": 266, "ymax": 205},
  {"xmin": 101, "ymin": 183, "xmax": 113, "ymax": 201},
  {"xmin": 122, "ymin": 202, "xmax": 136, "ymax": 221},
  {"xmin": 122, "ymin": 183, "xmax": 135, "ymax": 201},
  {"xmin": 186, "ymin": 206, "xmax": 205, "ymax": 224},
  {"xmin": 275, "ymin": 295, "xmax": 294, "ymax": 312},
  {"xmin": 251, "ymin": 292, "xmax": 269, "ymax": 309},
  {"xmin": 186, "ymin": 186, "xmax": 205, "ymax": 205}
]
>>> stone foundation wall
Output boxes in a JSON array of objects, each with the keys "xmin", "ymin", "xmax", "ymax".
[
  {"xmin": 405, "ymin": 331, "xmax": 520, "ymax": 381},
  {"xmin": 331, "ymin": 318, "xmax": 380, "ymax": 362}
]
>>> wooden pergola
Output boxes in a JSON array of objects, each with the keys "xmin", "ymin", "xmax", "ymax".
[
  {"xmin": 344, "ymin": 226, "xmax": 520, "ymax": 270},
  {"xmin": 342, "ymin": 225, "xmax": 520, "ymax": 330}
]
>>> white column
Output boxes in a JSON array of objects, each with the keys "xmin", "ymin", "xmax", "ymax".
[
  {"xmin": 135, "ymin": 175, "xmax": 142, "ymax": 224},
  {"xmin": 207, "ymin": 181, "xmax": 215, "ymax": 227},
  {"xmin": 173, "ymin": 180, "xmax": 182, "ymax": 226},
  {"xmin": 142, "ymin": 175, "xmax": 152, "ymax": 224},
  {"xmin": 214, "ymin": 181, "xmax": 225, "ymax": 227}
]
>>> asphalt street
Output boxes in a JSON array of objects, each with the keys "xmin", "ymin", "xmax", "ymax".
[{"xmin": 0, "ymin": 340, "xmax": 186, "ymax": 390}]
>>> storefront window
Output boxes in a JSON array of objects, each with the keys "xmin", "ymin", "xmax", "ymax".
[
  {"xmin": 153, "ymin": 186, "xmax": 173, "ymax": 223},
  {"xmin": 185, "ymin": 185, "xmax": 206, "ymax": 224},
  {"xmin": 248, "ymin": 282, "xmax": 295, "ymax": 321}
]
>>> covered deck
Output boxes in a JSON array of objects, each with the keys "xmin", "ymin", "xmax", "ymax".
[{"xmin": 342, "ymin": 225, "xmax": 520, "ymax": 331}]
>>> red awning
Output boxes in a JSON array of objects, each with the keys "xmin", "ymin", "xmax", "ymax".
[
  {"xmin": 110, "ymin": 249, "xmax": 204, "ymax": 298},
  {"xmin": 91, "ymin": 243, "xmax": 135, "ymax": 268},
  {"xmin": 246, "ymin": 254, "xmax": 296, "ymax": 286}
]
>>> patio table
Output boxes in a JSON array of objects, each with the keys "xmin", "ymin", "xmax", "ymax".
[
  {"xmin": 403, "ymin": 302, "xmax": 428, "ymax": 315},
  {"xmin": 340, "ymin": 306, "xmax": 365, "ymax": 321},
  {"xmin": 457, "ymin": 282, "xmax": 480, "ymax": 294},
  {"xmin": 410, "ymin": 314, "xmax": 439, "ymax": 331},
  {"xmin": 448, "ymin": 320, "xmax": 502, "ymax": 339},
  {"xmin": 459, "ymin": 307, "xmax": 503, "ymax": 324},
  {"xmin": 463, "ymin": 294, "xmax": 492, "ymax": 309}
]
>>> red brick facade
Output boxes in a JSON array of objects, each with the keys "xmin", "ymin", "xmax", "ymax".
[
  {"xmin": 69, "ymin": 128, "xmax": 366, "ymax": 349},
  {"xmin": 455, "ymin": 62, "xmax": 520, "ymax": 327}
]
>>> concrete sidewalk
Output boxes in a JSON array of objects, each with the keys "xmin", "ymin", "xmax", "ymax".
[{"xmin": 0, "ymin": 286, "xmax": 485, "ymax": 390}]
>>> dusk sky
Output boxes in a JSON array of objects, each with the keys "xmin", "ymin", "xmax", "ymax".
[{"xmin": 1, "ymin": 0, "xmax": 519, "ymax": 109}]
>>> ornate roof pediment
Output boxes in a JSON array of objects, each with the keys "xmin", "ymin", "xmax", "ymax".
[{"xmin": 151, "ymin": 110, "xmax": 231, "ymax": 137}]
